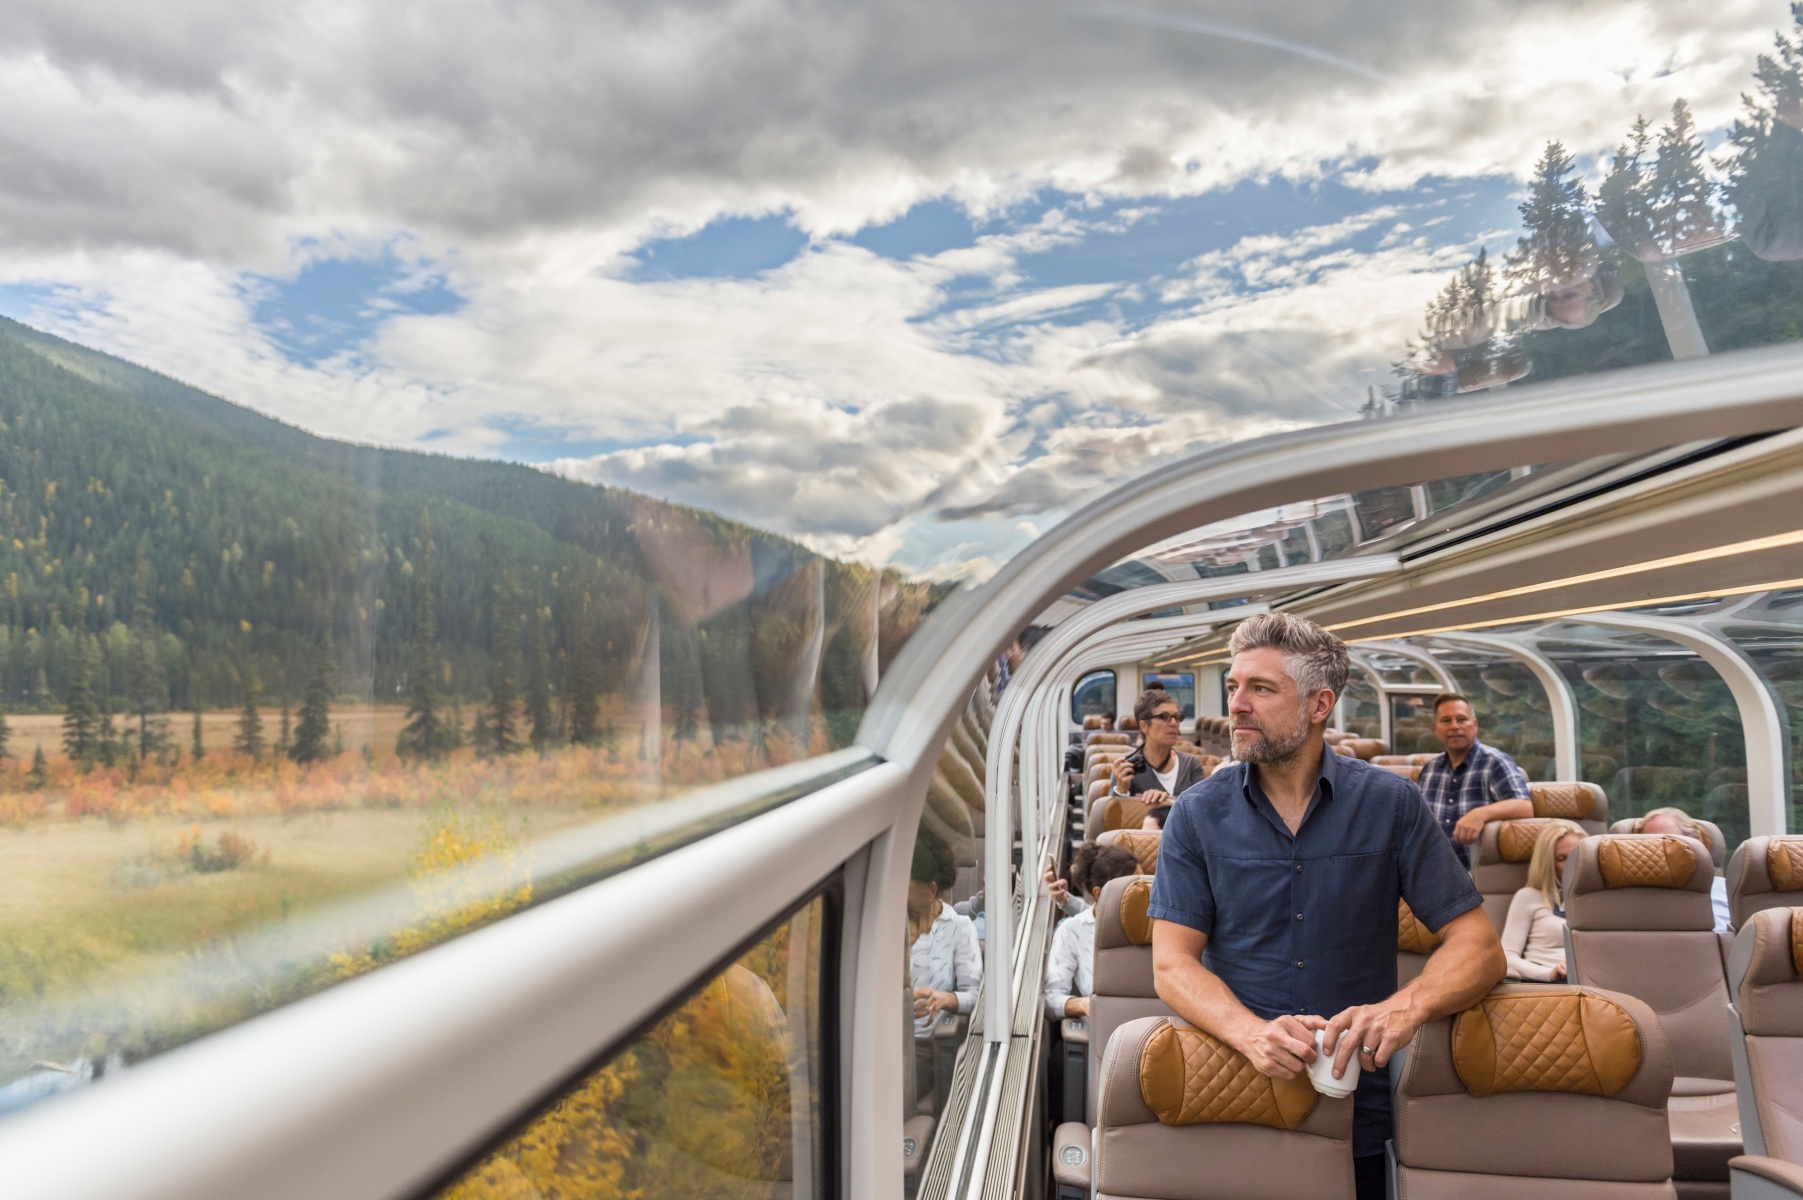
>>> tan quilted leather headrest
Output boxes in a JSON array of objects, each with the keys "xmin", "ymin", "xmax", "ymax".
[
  {"xmin": 1102, "ymin": 794, "xmax": 1156, "ymax": 833},
  {"xmin": 1451, "ymin": 990, "xmax": 1642, "ymax": 1098},
  {"xmin": 1597, "ymin": 835, "xmax": 1697, "ymax": 889},
  {"xmin": 1497, "ymin": 819, "xmax": 1560, "ymax": 863},
  {"xmin": 1770, "ymin": 839, "xmax": 1803, "ymax": 891},
  {"xmin": 1139, "ymin": 1020, "xmax": 1318, "ymax": 1129},
  {"xmin": 1119, "ymin": 876, "xmax": 1154, "ymax": 944},
  {"xmin": 1109, "ymin": 829, "xmax": 1161, "ymax": 875},
  {"xmin": 1399, "ymin": 900, "xmax": 1443, "ymax": 955},
  {"xmin": 1531, "ymin": 782, "xmax": 1599, "ymax": 821}
]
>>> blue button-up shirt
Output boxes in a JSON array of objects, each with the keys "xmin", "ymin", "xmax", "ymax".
[
  {"xmin": 1148, "ymin": 747, "xmax": 1481, "ymax": 1157},
  {"xmin": 1414, "ymin": 740, "xmax": 1532, "ymax": 866}
]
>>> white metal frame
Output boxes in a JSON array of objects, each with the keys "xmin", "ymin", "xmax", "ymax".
[{"xmin": 4, "ymin": 343, "xmax": 1803, "ymax": 1200}]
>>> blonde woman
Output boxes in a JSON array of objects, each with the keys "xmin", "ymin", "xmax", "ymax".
[{"xmin": 1500, "ymin": 819, "xmax": 1587, "ymax": 981}]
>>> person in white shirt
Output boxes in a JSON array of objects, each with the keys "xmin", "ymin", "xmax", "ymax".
[
  {"xmin": 1500, "ymin": 819, "xmax": 1587, "ymax": 981},
  {"xmin": 1044, "ymin": 842, "xmax": 1141, "ymax": 1021},
  {"xmin": 1637, "ymin": 807, "xmax": 1732, "ymax": 932},
  {"xmin": 909, "ymin": 832, "xmax": 982, "ymax": 1046}
]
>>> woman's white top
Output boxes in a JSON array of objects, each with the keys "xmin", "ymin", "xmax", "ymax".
[
  {"xmin": 910, "ymin": 901, "xmax": 982, "ymax": 1038},
  {"xmin": 1044, "ymin": 907, "xmax": 1097, "ymax": 1021},
  {"xmin": 1501, "ymin": 888, "xmax": 1569, "ymax": 981}
]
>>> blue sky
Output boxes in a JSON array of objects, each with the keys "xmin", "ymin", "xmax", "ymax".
[{"xmin": 0, "ymin": 0, "xmax": 1786, "ymax": 578}]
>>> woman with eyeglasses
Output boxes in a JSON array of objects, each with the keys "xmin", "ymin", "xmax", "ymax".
[{"xmin": 1109, "ymin": 691, "xmax": 1207, "ymax": 814}]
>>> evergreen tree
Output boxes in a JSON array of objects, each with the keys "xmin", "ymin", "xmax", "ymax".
[
  {"xmin": 96, "ymin": 704, "xmax": 121, "ymax": 768},
  {"xmin": 486, "ymin": 589, "xmax": 521, "ymax": 757},
  {"xmin": 0, "ymin": 706, "xmax": 11, "ymax": 761},
  {"xmin": 398, "ymin": 510, "xmax": 444, "ymax": 759},
  {"xmin": 565, "ymin": 595, "xmax": 601, "ymax": 745},
  {"xmin": 1505, "ymin": 141, "xmax": 1596, "ymax": 289},
  {"xmin": 470, "ymin": 701, "xmax": 492, "ymax": 757},
  {"xmin": 234, "ymin": 671, "xmax": 264, "ymax": 759},
  {"xmin": 27, "ymin": 744, "xmax": 47, "ymax": 790},
  {"xmin": 1724, "ymin": 7, "xmax": 1803, "ymax": 260},
  {"xmin": 1649, "ymin": 100, "xmax": 1728, "ymax": 256},
  {"xmin": 126, "ymin": 548, "xmax": 169, "ymax": 759},
  {"xmin": 191, "ymin": 705, "xmax": 206, "ymax": 760},
  {"xmin": 291, "ymin": 644, "xmax": 334, "ymax": 764},
  {"xmin": 524, "ymin": 606, "xmax": 556, "ymax": 753},
  {"xmin": 1598, "ymin": 115, "xmax": 1656, "ymax": 256},
  {"xmin": 61, "ymin": 635, "xmax": 99, "ymax": 765},
  {"xmin": 277, "ymin": 698, "xmax": 292, "ymax": 758}
]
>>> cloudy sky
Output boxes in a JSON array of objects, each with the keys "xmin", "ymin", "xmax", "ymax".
[{"xmin": 0, "ymin": 0, "xmax": 1790, "ymax": 579}]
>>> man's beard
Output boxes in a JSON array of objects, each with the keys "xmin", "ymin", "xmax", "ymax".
[{"xmin": 1233, "ymin": 711, "xmax": 1311, "ymax": 765}]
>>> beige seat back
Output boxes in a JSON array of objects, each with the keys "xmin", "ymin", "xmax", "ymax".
[
  {"xmin": 1611, "ymin": 817, "xmax": 1728, "ymax": 871},
  {"xmin": 1089, "ymin": 732, "xmax": 1133, "ymax": 747},
  {"xmin": 1531, "ymin": 781, "xmax": 1609, "ymax": 833},
  {"xmin": 1342, "ymin": 738, "xmax": 1386, "ymax": 760},
  {"xmin": 1565, "ymin": 835, "xmax": 1732, "ymax": 1088},
  {"xmin": 1727, "ymin": 907, "xmax": 1803, "ymax": 1162},
  {"xmin": 1089, "ymin": 875, "xmax": 1170, "ymax": 1124},
  {"xmin": 1088, "ymin": 791, "xmax": 1164, "ymax": 841},
  {"xmin": 1096, "ymin": 1015, "xmax": 1355, "ymax": 1200},
  {"xmin": 1398, "ymin": 899, "xmax": 1442, "ymax": 987},
  {"xmin": 1394, "ymin": 984, "xmax": 1675, "ymax": 1197},
  {"xmin": 1472, "ymin": 818, "xmax": 1564, "ymax": 932},
  {"xmin": 1098, "ymin": 828, "xmax": 1161, "ymax": 875},
  {"xmin": 1727, "ymin": 836, "xmax": 1803, "ymax": 930}
]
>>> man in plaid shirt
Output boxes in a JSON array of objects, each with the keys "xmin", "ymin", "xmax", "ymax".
[{"xmin": 1413, "ymin": 694, "xmax": 1533, "ymax": 866}]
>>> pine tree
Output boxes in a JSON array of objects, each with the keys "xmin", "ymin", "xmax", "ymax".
[
  {"xmin": 26, "ymin": 745, "xmax": 47, "ymax": 790},
  {"xmin": 470, "ymin": 701, "xmax": 492, "ymax": 757},
  {"xmin": 565, "ymin": 595, "xmax": 601, "ymax": 745},
  {"xmin": 291, "ymin": 644, "xmax": 334, "ymax": 764},
  {"xmin": 277, "ymin": 698, "xmax": 292, "ymax": 758},
  {"xmin": 126, "ymin": 548, "xmax": 169, "ymax": 759},
  {"xmin": 0, "ymin": 706, "xmax": 12, "ymax": 761},
  {"xmin": 235, "ymin": 671, "xmax": 264, "ymax": 759},
  {"xmin": 62, "ymin": 635, "xmax": 99, "ymax": 765},
  {"xmin": 1505, "ymin": 141, "xmax": 1595, "ymax": 290},
  {"xmin": 1598, "ymin": 115, "xmax": 1656, "ymax": 256},
  {"xmin": 1648, "ymin": 100, "xmax": 1727, "ymax": 256},
  {"xmin": 191, "ymin": 705, "xmax": 206, "ymax": 760},
  {"xmin": 524, "ymin": 606, "xmax": 556, "ymax": 753},
  {"xmin": 96, "ymin": 704, "xmax": 121, "ymax": 768},
  {"xmin": 1723, "ymin": 4, "xmax": 1803, "ymax": 260},
  {"xmin": 486, "ymin": 588, "xmax": 520, "ymax": 757},
  {"xmin": 398, "ymin": 510, "xmax": 444, "ymax": 759}
]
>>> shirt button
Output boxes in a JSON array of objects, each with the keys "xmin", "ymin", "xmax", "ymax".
[
  {"xmin": 1294, "ymin": 864, "xmax": 1303, "ymax": 873},
  {"xmin": 1296, "ymin": 960, "xmax": 1305, "ymax": 969},
  {"xmin": 1295, "ymin": 912, "xmax": 1304, "ymax": 920}
]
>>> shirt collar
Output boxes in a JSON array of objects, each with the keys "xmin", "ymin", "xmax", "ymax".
[{"xmin": 1442, "ymin": 740, "xmax": 1488, "ymax": 770}]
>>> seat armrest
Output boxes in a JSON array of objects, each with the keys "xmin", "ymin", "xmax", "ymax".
[
  {"xmin": 1062, "ymin": 1016, "xmax": 1090, "ymax": 1045},
  {"xmin": 1732, "ymin": 1156, "xmax": 1803, "ymax": 1200},
  {"xmin": 1052, "ymin": 1122, "xmax": 1092, "ymax": 1189},
  {"xmin": 902, "ymin": 1115, "xmax": 934, "ymax": 1178}
]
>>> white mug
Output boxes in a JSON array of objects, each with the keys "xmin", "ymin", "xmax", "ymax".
[{"xmin": 1307, "ymin": 1028, "xmax": 1360, "ymax": 1098}]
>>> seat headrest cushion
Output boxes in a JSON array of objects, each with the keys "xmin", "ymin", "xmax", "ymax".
[
  {"xmin": 1139, "ymin": 1020, "xmax": 1318, "ymax": 1129},
  {"xmin": 1598, "ymin": 835, "xmax": 1697, "ymax": 888},
  {"xmin": 1120, "ymin": 876, "xmax": 1154, "ymax": 945},
  {"xmin": 1794, "ymin": 909, "xmax": 1803, "ymax": 976},
  {"xmin": 1531, "ymin": 783, "xmax": 1598, "ymax": 821},
  {"xmin": 1770, "ymin": 838, "xmax": 1803, "ymax": 892},
  {"xmin": 1452, "ymin": 990, "xmax": 1642, "ymax": 1098},
  {"xmin": 1102, "ymin": 794, "xmax": 1155, "ymax": 834},
  {"xmin": 1399, "ymin": 900, "xmax": 1443, "ymax": 955},
  {"xmin": 1108, "ymin": 829, "xmax": 1161, "ymax": 875},
  {"xmin": 1498, "ymin": 819, "xmax": 1560, "ymax": 864}
]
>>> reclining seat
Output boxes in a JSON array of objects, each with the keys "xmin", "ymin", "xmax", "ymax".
[
  {"xmin": 1614, "ymin": 817, "xmax": 1728, "ymax": 872},
  {"xmin": 1099, "ymin": 828, "xmax": 1162, "ymax": 875},
  {"xmin": 1472, "ymin": 817, "xmax": 1564, "ymax": 932},
  {"xmin": 1399, "ymin": 899, "xmax": 1443, "ymax": 987},
  {"xmin": 1727, "ymin": 836, "xmax": 1803, "ymax": 930},
  {"xmin": 1394, "ymin": 984, "xmax": 1676, "ymax": 1199},
  {"xmin": 1727, "ymin": 907, "xmax": 1803, "ymax": 1185},
  {"xmin": 1094, "ymin": 1015, "xmax": 1355, "ymax": 1200},
  {"xmin": 1531, "ymin": 781, "xmax": 1609, "ymax": 834},
  {"xmin": 1567, "ymin": 834, "xmax": 1740, "ymax": 1197}
]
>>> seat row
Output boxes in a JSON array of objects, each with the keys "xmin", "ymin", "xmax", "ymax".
[{"xmin": 1050, "ymin": 825, "xmax": 1803, "ymax": 1200}]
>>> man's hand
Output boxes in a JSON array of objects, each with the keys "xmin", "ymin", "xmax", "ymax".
[
  {"xmin": 1324, "ymin": 993, "xmax": 1423, "ymax": 1078},
  {"xmin": 1044, "ymin": 862, "xmax": 1070, "ymax": 909},
  {"xmin": 1111, "ymin": 757, "xmax": 1135, "ymax": 793},
  {"xmin": 1064, "ymin": 995, "xmax": 1090, "ymax": 1018},
  {"xmin": 1549, "ymin": 962, "xmax": 1568, "ymax": 982},
  {"xmin": 1236, "ymin": 1014, "xmax": 1327, "ymax": 1079},
  {"xmin": 913, "ymin": 987, "xmax": 957, "ymax": 1019},
  {"xmin": 1456, "ymin": 799, "xmax": 1535, "ymax": 843},
  {"xmin": 1139, "ymin": 789, "xmax": 1173, "ymax": 807}
]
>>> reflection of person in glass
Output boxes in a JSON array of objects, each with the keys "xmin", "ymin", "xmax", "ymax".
[
  {"xmin": 1109, "ymin": 691, "xmax": 1206, "ymax": 811},
  {"xmin": 906, "ymin": 831, "xmax": 980, "ymax": 1099}
]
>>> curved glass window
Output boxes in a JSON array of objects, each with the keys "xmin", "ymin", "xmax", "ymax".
[
  {"xmin": 1071, "ymin": 670, "xmax": 1116, "ymax": 725},
  {"xmin": 1539, "ymin": 625, "xmax": 1749, "ymax": 847},
  {"xmin": 1340, "ymin": 670, "xmax": 1385, "ymax": 740},
  {"xmin": 1716, "ymin": 589, "xmax": 1803, "ymax": 834},
  {"xmin": 1429, "ymin": 646, "xmax": 1558, "ymax": 781}
]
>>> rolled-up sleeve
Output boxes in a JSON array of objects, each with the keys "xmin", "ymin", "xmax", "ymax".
[
  {"xmin": 1489, "ymin": 753, "xmax": 1532, "ymax": 802},
  {"xmin": 1394, "ymin": 784, "xmax": 1483, "ymax": 932},
  {"xmin": 951, "ymin": 915, "xmax": 983, "ymax": 1014},
  {"xmin": 1147, "ymin": 798, "xmax": 1215, "ymax": 934}
]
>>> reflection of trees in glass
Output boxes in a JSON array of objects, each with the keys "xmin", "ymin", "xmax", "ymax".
[
  {"xmin": 1447, "ymin": 659, "xmax": 1556, "ymax": 780},
  {"xmin": 1724, "ymin": 5, "xmax": 1803, "ymax": 262},
  {"xmin": 1506, "ymin": 142, "xmax": 1622, "ymax": 332},
  {"xmin": 1399, "ymin": 249, "xmax": 1530, "ymax": 395},
  {"xmin": 1599, "ymin": 103, "xmax": 1731, "ymax": 261}
]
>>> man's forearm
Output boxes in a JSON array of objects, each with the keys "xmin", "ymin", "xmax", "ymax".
[
  {"xmin": 1154, "ymin": 955, "xmax": 1264, "ymax": 1048},
  {"xmin": 1479, "ymin": 798, "xmax": 1534, "ymax": 822},
  {"xmin": 1400, "ymin": 927, "xmax": 1505, "ymax": 1023}
]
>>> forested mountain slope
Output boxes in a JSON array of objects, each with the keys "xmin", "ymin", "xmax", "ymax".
[{"xmin": 0, "ymin": 317, "xmax": 932, "ymax": 741}]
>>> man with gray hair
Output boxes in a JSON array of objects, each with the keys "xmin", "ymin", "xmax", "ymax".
[{"xmin": 1148, "ymin": 612, "xmax": 1504, "ymax": 1200}]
